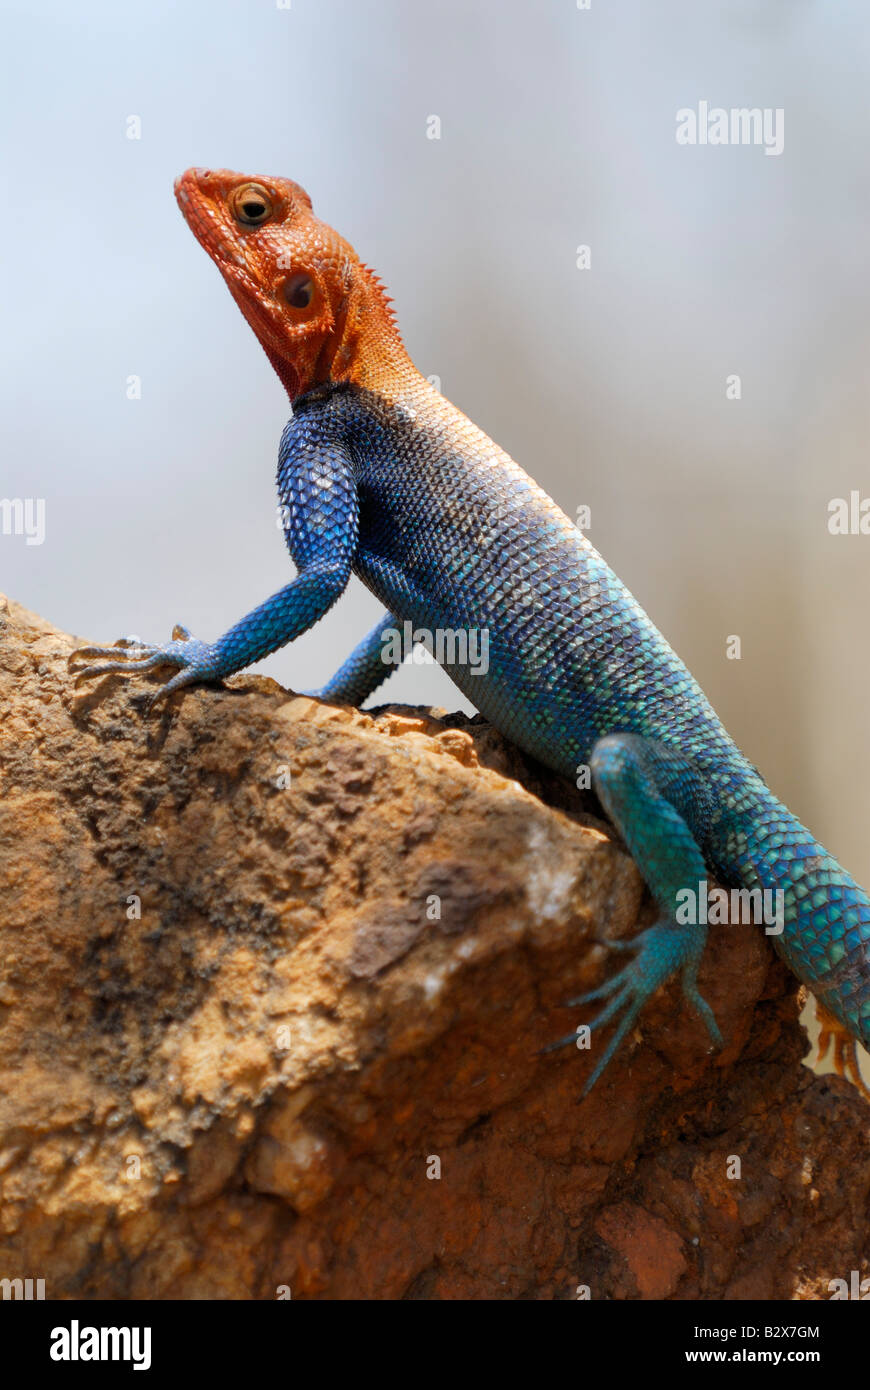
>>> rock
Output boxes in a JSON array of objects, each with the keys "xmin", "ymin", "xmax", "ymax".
[{"xmin": 0, "ymin": 594, "xmax": 867, "ymax": 1300}]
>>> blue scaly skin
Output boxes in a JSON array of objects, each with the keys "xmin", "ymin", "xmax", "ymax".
[{"xmin": 71, "ymin": 168, "xmax": 870, "ymax": 1094}]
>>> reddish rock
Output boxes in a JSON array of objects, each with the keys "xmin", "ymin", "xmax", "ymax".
[{"xmin": 0, "ymin": 594, "xmax": 868, "ymax": 1300}]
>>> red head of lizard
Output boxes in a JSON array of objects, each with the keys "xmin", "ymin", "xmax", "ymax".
[{"xmin": 175, "ymin": 167, "xmax": 414, "ymax": 402}]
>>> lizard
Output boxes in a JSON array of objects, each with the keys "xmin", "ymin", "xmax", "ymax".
[{"xmin": 71, "ymin": 166, "xmax": 870, "ymax": 1095}]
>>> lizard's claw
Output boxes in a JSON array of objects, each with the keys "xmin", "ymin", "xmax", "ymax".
[
  {"xmin": 70, "ymin": 625, "xmax": 217, "ymax": 710},
  {"xmin": 542, "ymin": 921, "xmax": 722, "ymax": 1095}
]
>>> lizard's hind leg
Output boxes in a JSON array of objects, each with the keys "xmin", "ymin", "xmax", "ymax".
[{"xmin": 550, "ymin": 733, "xmax": 722, "ymax": 1092}]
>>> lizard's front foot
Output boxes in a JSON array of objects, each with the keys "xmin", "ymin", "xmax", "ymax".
[
  {"xmin": 543, "ymin": 920, "xmax": 722, "ymax": 1094},
  {"xmin": 69, "ymin": 625, "xmax": 219, "ymax": 709}
]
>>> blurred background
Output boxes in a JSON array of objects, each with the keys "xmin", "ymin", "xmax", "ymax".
[{"xmin": 3, "ymin": 0, "xmax": 870, "ymax": 881}]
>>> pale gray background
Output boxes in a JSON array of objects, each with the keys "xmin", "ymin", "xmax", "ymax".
[{"xmin": 3, "ymin": 0, "xmax": 870, "ymax": 881}]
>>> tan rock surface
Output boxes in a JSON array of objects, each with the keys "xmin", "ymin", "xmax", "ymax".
[{"xmin": 0, "ymin": 594, "xmax": 867, "ymax": 1299}]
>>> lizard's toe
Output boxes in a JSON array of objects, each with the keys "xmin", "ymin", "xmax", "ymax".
[
  {"xmin": 69, "ymin": 638, "xmax": 147, "ymax": 665},
  {"xmin": 143, "ymin": 665, "xmax": 207, "ymax": 712},
  {"xmin": 544, "ymin": 920, "xmax": 721, "ymax": 1094},
  {"xmin": 71, "ymin": 650, "xmax": 168, "ymax": 683}
]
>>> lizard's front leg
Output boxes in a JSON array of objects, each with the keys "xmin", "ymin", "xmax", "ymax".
[
  {"xmin": 546, "ymin": 733, "xmax": 722, "ymax": 1091},
  {"xmin": 71, "ymin": 428, "xmax": 359, "ymax": 708}
]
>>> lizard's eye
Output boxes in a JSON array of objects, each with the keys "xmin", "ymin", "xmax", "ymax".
[
  {"xmin": 284, "ymin": 273, "xmax": 315, "ymax": 309},
  {"xmin": 229, "ymin": 183, "xmax": 273, "ymax": 226}
]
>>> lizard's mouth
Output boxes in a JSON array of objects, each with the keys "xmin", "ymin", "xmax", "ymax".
[
  {"xmin": 174, "ymin": 167, "xmax": 319, "ymax": 399},
  {"xmin": 175, "ymin": 166, "xmax": 289, "ymax": 346},
  {"xmin": 174, "ymin": 168, "xmax": 257, "ymax": 282}
]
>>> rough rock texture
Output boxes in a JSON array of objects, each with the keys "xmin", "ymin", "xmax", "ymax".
[{"xmin": 0, "ymin": 594, "xmax": 868, "ymax": 1301}]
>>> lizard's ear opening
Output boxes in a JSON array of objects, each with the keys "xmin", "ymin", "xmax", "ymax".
[
  {"xmin": 278, "ymin": 272, "xmax": 323, "ymax": 321},
  {"xmin": 284, "ymin": 273, "xmax": 315, "ymax": 309}
]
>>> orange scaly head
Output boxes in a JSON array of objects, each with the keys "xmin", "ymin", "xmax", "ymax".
[{"xmin": 174, "ymin": 167, "xmax": 413, "ymax": 401}]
